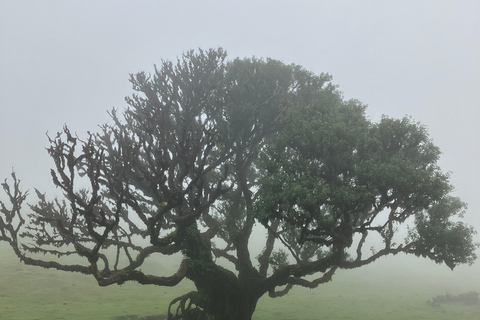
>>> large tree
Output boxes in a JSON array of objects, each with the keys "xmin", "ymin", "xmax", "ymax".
[{"xmin": 1, "ymin": 48, "xmax": 477, "ymax": 320}]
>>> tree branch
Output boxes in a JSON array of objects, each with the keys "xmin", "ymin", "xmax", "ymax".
[{"xmin": 95, "ymin": 259, "xmax": 188, "ymax": 287}]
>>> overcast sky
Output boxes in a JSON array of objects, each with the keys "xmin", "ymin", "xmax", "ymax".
[{"xmin": 1, "ymin": 1, "xmax": 479, "ymax": 280}]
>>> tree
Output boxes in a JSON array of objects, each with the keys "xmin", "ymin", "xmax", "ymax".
[{"xmin": 1, "ymin": 48, "xmax": 477, "ymax": 320}]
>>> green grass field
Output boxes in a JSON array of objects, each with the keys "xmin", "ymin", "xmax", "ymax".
[{"xmin": 1, "ymin": 243, "xmax": 479, "ymax": 320}]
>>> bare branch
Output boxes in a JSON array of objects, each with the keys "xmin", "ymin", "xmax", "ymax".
[{"xmin": 95, "ymin": 259, "xmax": 189, "ymax": 287}]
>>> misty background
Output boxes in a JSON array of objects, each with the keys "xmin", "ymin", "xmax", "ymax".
[{"xmin": 0, "ymin": 0, "xmax": 479, "ymax": 293}]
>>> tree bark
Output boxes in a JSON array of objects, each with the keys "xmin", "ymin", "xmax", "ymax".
[
  {"xmin": 191, "ymin": 269, "xmax": 262, "ymax": 320},
  {"xmin": 177, "ymin": 225, "xmax": 263, "ymax": 320}
]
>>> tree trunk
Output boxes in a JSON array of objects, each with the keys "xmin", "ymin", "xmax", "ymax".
[
  {"xmin": 177, "ymin": 225, "xmax": 263, "ymax": 320},
  {"xmin": 193, "ymin": 271, "xmax": 261, "ymax": 320}
]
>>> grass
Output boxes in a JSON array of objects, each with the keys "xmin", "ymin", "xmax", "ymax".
[
  {"xmin": 1, "ymin": 243, "xmax": 479, "ymax": 320},
  {"xmin": 255, "ymin": 277, "xmax": 480, "ymax": 320}
]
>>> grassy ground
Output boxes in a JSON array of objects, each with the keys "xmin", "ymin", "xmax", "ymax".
[{"xmin": 1, "ymin": 243, "xmax": 479, "ymax": 320}]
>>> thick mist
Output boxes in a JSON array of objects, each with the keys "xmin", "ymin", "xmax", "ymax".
[{"xmin": 0, "ymin": 1, "xmax": 479, "ymax": 319}]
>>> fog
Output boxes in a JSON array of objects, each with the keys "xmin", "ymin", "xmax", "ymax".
[{"xmin": 1, "ymin": 0, "xmax": 479, "ymax": 307}]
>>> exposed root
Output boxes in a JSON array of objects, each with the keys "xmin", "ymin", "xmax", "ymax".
[{"xmin": 167, "ymin": 291, "xmax": 206, "ymax": 320}]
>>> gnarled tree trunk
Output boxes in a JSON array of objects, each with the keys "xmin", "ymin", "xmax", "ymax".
[
  {"xmin": 169, "ymin": 225, "xmax": 263, "ymax": 320},
  {"xmin": 168, "ymin": 263, "xmax": 263, "ymax": 320}
]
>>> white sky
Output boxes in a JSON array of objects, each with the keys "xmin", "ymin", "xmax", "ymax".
[{"xmin": 1, "ymin": 0, "xmax": 479, "ymax": 281}]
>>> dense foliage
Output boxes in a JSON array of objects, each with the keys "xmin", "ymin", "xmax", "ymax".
[{"xmin": 1, "ymin": 48, "xmax": 477, "ymax": 320}]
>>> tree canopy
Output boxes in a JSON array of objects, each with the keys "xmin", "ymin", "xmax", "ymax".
[{"xmin": 1, "ymin": 48, "xmax": 477, "ymax": 320}]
